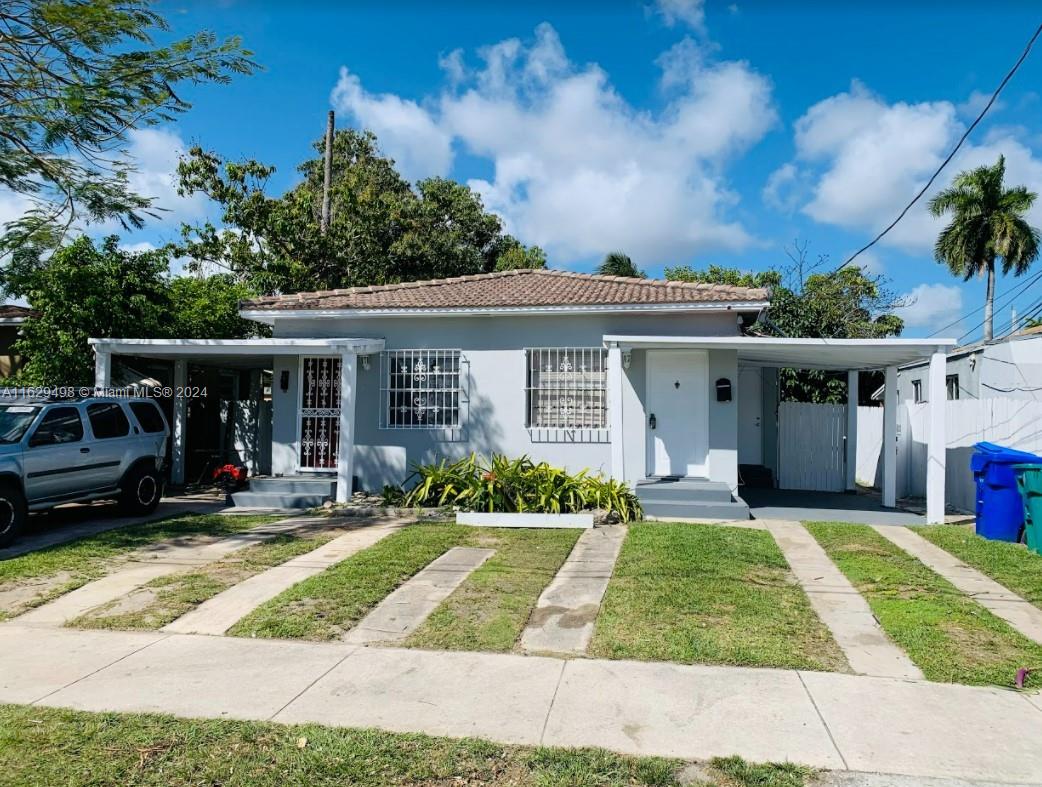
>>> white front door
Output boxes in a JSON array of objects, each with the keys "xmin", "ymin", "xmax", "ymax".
[
  {"xmin": 645, "ymin": 350, "xmax": 709, "ymax": 477},
  {"xmin": 738, "ymin": 366, "xmax": 763, "ymax": 465}
]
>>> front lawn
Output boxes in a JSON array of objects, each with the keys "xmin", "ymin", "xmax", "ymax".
[
  {"xmin": 807, "ymin": 522, "xmax": 1042, "ymax": 688},
  {"xmin": 588, "ymin": 523, "xmax": 848, "ymax": 671},
  {"xmin": 230, "ymin": 523, "xmax": 580, "ymax": 647},
  {"xmin": 0, "ymin": 513, "xmax": 281, "ymax": 621},
  {"xmin": 912, "ymin": 524, "xmax": 1042, "ymax": 607}
]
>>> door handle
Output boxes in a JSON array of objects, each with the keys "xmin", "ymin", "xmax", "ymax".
[
  {"xmin": 80, "ymin": 447, "xmax": 90, "ymax": 453},
  {"xmin": 649, "ymin": 413, "xmax": 657, "ymax": 430}
]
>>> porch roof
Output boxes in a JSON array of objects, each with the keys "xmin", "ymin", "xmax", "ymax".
[
  {"xmin": 88, "ymin": 337, "xmax": 385, "ymax": 363},
  {"xmin": 603, "ymin": 335, "xmax": 957, "ymax": 371}
]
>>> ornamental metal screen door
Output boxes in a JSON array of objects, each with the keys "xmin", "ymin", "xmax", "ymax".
[{"xmin": 299, "ymin": 356, "xmax": 340, "ymax": 470}]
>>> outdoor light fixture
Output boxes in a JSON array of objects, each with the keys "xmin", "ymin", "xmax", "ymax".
[
  {"xmin": 622, "ymin": 351, "xmax": 632, "ymax": 370},
  {"xmin": 280, "ymin": 370, "xmax": 290, "ymax": 392},
  {"xmin": 360, "ymin": 354, "xmax": 371, "ymax": 371},
  {"xmin": 715, "ymin": 377, "xmax": 732, "ymax": 402}
]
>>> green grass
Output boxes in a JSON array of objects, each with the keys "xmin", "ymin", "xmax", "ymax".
[
  {"xmin": 588, "ymin": 524, "xmax": 848, "ymax": 671},
  {"xmin": 230, "ymin": 523, "xmax": 581, "ymax": 646},
  {"xmin": 0, "ymin": 513, "xmax": 281, "ymax": 621},
  {"xmin": 807, "ymin": 522, "xmax": 1042, "ymax": 688},
  {"xmin": 0, "ymin": 704, "xmax": 683, "ymax": 786},
  {"xmin": 912, "ymin": 524, "xmax": 1042, "ymax": 607},
  {"xmin": 68, "ymin": 531, "xmax": 339, "ymax": 631},
  {"xmin": 405, "ymin": 527, "xmax": 581, "ymax": 652}
]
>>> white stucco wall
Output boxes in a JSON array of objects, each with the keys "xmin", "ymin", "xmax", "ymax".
[{"xmin": 268, "ymin": 310, "xmax": 745, "ymax": 492}]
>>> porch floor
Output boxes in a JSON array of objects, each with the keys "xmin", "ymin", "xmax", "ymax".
[{"xmin": 740, "ymin": 488, "xmax": 925, "ymax": 526}]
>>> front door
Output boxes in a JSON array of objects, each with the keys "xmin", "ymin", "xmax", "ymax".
[
  {"xmin": 298, "ymin": 356, "xmax": 340, "ymax": 471},
  {"xmin": 645, "ymin": 350, "xmax": 709, "ymax": 477},
  {"xmin": 737, "ymin": 366, "xmax": 763, "ymax": 465}
]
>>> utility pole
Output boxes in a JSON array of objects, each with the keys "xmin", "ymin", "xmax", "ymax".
[{"xmin": 320, "ymin": 110, "xmax": 334, "ymax": 234}]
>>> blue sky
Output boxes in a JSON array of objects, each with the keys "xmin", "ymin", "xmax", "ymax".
[{"xmin": 59, "ymin": 1, "xmax": 1042, "ymax": 339}]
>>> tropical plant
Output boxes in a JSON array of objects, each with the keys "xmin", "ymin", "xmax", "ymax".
[
  {"xmin": 596, "ymin": 252, "xmax": 644, "ymax": 278},
  {"xmin": 386, "ymin": 453, "xmax": 642, "ymax": 522},
  {"xmin": 929, "ymin": 155, "xmax": 1040, "ymax": 341}
]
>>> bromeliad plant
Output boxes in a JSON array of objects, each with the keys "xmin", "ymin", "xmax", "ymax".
[{"xmin": 385, "ymin": 453, "xmax": 642, "ymax": 522}]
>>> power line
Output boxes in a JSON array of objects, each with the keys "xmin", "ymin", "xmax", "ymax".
[
  {"xmin": 835, "ymin": 21, "xmax": 1042, "ymax": 273},
  {"xmin": 928, "ymin": 269, "xmax": 1042, "ymax": 339}
]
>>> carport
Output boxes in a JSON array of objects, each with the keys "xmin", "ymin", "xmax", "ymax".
[{"xmin": 604, "ymin": 335, "xmax": 957, "ymax": 524}]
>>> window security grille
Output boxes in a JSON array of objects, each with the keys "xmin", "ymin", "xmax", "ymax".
[
  {"xmin": 381, "ymin": 349, "xmax": 462, "ymax": 429},
  {"xmin": 525, "ymin": 348, "xmax": 607, "ymax": 429}
]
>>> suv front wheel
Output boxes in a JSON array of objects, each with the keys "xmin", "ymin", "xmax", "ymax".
[
  {"xmin": 0, "ymin": 482, "xmax": 28, "ymax": 548},
  {"xmin": 119, "ymin": 465, "xmax": 163, "ymax": 516}
]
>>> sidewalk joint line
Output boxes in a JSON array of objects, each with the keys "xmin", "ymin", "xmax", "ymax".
[
  {"xmin": 796, "ymin": 670, "xmax": 849, "ymax": 771},
  {"xmin": 538, "ymin": 660, "xmax": 567, "ymax": 746},
  {"xmin": 266, "ymin": 646, "xmax": 357, "ymax": 721}
]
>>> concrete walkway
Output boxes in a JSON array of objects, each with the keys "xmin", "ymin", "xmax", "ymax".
[
  {"xmin": 764, "ymin": 520, "xmax": 923, "ymax": 680},
  {"xmin": 2, "ymin": 623, "xmax": 1041, "ymax": 784},
  {"xmin": 520, "ymin": 525, "xmax": 626, "ymax": 654},
  {"xmin": 163, "ymin": 518, "xmax": 408, "ymax": 635},
  {"xmin": 15, "ymin": 516, "xmax": 324, "ymax": 626},
  {"xmin": 342, "ymin": 547, "xmax": 494, "ymax": 644},
  {"xmin": 874, "ymin": 526, "xmax": 1042, "ymax": 645}
]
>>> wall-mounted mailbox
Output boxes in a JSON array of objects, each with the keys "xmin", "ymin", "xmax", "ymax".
[
  {"xmin": 715, "ymin": 377, "xmax": 732, "ymax": 402},
  {"xmin": 280, "ymin": 370, "xmax": 290, "ymax": 392}
]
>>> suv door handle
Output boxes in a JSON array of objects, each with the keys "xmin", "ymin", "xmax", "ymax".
[{"xmin": 80, "ymin": 447, "xmax": 90, "ymax": 453}]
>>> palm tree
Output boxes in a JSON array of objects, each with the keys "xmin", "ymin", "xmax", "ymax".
[
  {"xmin": 597, "ymin": 252, "xmax": 645, "ymax": 278},
  {"xmin": 928, "ymin": 155, "xmax": 1039, "ymax": 341}
]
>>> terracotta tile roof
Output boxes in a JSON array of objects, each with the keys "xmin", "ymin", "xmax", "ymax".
[
  {"xmin": 0, "ymin": 304, "xmax": 36, "ymax": 320},
  {"xmin": 242, "ymin": 270, "xmax": 769, "ymax": 312}
]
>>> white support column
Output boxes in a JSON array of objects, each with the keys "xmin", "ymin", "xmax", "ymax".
[
  {"xmin": 171, "ymin": 359, "xmax": 188, "ymax": 486},
  {"xmin": 882, "ymin": 365, "xmax": 898, "ymax": 508},
  {"xmin": 926, "ymin": 351, "xmax": 947, "ymax": 524},
  {"xmin": 845, "ymin": 369, "xmax": 858, "ymax": 491},
  {"xmin": 607, "ymin": 344, "xmax": 625, "ymax": 483},
  {"xmin": 335, "ymin": 351, "xmax": 357, "ymax": 503},
  {"xmin": 93, "ymin": 349, "xmax": 111, "ymax": 391}
]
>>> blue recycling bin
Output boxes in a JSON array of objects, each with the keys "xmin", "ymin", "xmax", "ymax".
[{"xmin": 971, "ymin": 442, "xmax": 1042, "ymax": 541}]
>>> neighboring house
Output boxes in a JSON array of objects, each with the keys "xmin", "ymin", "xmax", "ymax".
[
  {"xmin": 890, "ymin": 326, "xmax": 1042, "ymax": 403},
  {"xmin": 89, "ymin": 269, "xmax": 955, "ymax": 521},
  {"xmin": 0, "ymin": 304, "xmax": 36, "ymax": 378}
]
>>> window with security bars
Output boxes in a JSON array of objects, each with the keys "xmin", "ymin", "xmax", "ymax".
[
  {"xmin": 526, "ymin": 348, "xmax": 607, "ymax": 429},
  {"xmin": 381, "ymin": 349, "xmax": 462, "ymax": 429}
]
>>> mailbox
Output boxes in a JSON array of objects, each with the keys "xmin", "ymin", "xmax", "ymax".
[{"xmin": 715, "ymin": 377, "xmax": 732, "ymax": 402}]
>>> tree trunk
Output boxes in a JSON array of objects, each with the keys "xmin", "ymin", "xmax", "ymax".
[{"xmin": 983, "ymin": 257, "xmax": 996, "ymax": 342}]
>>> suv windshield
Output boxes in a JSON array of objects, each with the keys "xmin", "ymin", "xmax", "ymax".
[{"xmin": 0, "ymin": 404, "xmax": 39, "ymax": 443}]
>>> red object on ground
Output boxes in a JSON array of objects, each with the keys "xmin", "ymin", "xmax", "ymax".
[{"xmin": 212, "ymin": 463, "xmax": 248, "ymax": 489}]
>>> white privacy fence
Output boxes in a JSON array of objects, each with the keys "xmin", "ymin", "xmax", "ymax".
[
  {"xmin": 778, "ymin": 401, "xmax": 847, "ymax": 492},
  {"xmin": 856, "ymin": 397, "xmax": 1042, "ymax": 513}
]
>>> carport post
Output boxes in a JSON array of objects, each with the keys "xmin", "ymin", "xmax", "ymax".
[
  {"xmin": 93, "ymin": 349, "xmax": 111, "ymax": 390},
  {"xmin": 846, "ymin": 370, "xmax": 858, "ymax": 491},
  {"xmin": 171, "ymin": 359, "xmax": 187, "ymax": 486},
  {"xmin": 882, "ymin": 365, "xmax": 898, "ymax": 507},
  {"xmin": 335, "ymin": 351, "xmax": 357, "ymax": 503},
  {"xmin": 926, "ymin": 351, "xmax": 947, "ymax": 524}
]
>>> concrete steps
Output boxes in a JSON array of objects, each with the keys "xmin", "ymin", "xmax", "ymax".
[
  {"xmin": 636, "ymin": 478, "xmax": 750, "ymax": 521},
  {"xmin": 231, "ymin": 476, "xmax": 337, "ymax": 510}
]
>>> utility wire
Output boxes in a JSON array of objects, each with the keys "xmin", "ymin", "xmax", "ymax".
[
  {"xmin": 834, "ymin": 21, "xmax": 1042, "ymax": 273},
  {"xmin": 929, "ymin": 269, "xmax": 1042, "ymax": 339}
]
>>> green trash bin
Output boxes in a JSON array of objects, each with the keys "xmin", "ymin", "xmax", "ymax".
[{"xmin": 1013, "ymin": 464, "xmax": 1042, "ymax": 555}]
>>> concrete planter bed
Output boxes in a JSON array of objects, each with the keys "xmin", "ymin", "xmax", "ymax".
[{"xmin": 456, "ymin": 512, "xmax": 594, "ymax": 529}]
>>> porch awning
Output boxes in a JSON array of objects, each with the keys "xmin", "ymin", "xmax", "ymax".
[
  {"xmin": 603, "ymin": 335, "xmax": 957, "ymax": 371},
  {"xmin": 88, "ymin": 337, "xmax": 385, "ymax": 365}
]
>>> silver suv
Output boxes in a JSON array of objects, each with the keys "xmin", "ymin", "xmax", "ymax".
[{"xmin": 0, "ymin": 397, "xmax": 169, "ymax": 547}]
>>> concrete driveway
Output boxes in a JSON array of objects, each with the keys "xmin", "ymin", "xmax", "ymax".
[
  {"xmin": 0, "ymin": 493, "xmax": 226, "ymax": 560},
  {"xmin": 741, "ymin": 488, "xmax": 927, "ymax": 526}
]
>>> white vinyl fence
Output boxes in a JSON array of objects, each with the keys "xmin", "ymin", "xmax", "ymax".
[
  {"xmin": 856, "ymin": 397, "xmax": 1042, "ymax": 513},
  {"xmin": 778, "ymin": 401, "xmax": 847, "ymax": 492}
]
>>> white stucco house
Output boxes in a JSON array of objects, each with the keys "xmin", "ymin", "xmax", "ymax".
[{"xmin": 89, "ymin": 269, "xmax": 956, "ymax": 522}]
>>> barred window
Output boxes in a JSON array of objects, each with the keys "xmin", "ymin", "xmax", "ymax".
[
  {"xmin": 381, "ymin": 349, "xmax": 461, "ymax": 429},
  {"xmin": 526, "ymin": 348, "xmax": 607, "ymax": 429}
]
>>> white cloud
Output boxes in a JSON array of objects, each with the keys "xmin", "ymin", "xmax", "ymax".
[
  {"xmin": 957, "ymin": 89, "xmax": 1002, "ymax": 119},
  {"xmin": 777, "ymin": 81, "xmax": 1042, "ymax": 254},
  {"xmin": 897, "ymin": 282, "xmax": 963, "ymax": 333},
  {"xmin": 328, "ymin": 25, "xmax": 776, "ymax": 263},
  {"xmin": 653, "ymin": 0, "xmax": 706, "ymax": 32},
  {"xmin": 762, "ymin": 162, "xmax": 799, "ymax": 212},
  {"xmin": 331, "ymin": 67, "xmax": 454, "ymax": 182}
]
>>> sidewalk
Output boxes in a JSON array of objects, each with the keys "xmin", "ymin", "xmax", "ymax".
[{"xmin": 1, "ymin": 623, "xmax": 1040, "ymax": 784}]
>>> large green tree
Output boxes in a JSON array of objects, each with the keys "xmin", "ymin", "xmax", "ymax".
[
  {"xmin": 2, "ymin": 236, "xmax": 257, "ymax": 385},
  {"xmin": 667, "ymin": 248, "xmax": 904, "ymax": 403},
  {"xmin": 0, "ymin": 0, "xmax": 257, "ymax": 253},
  {"xmin": 597, "ymin": 252, "xmax": 644, "ymax": 278},
  {"xmin": 928, "ymin": 155, "xmax": 1039, "ymax": 341},
  {"xmin": 173, "ymin": 129, "xmax": 544, "ymax": 293}
]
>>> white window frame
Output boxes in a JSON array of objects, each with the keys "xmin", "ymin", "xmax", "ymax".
[
  {"xmin": 380, "ymin": 349, "xmax": 463, "ymax": 430},
  {"xmin": 911, "ymin": 379, "xmax": 923, "ymax": 403},
  {"xmin": 524, "ymin": 347, "xmax": 609, "ymax": 442},
  {"xmin": 946, "ymin": 373, "xmax": 960, "ymax": 400}
]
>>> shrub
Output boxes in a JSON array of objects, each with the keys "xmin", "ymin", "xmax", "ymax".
[{"xmin": 383, "ymin": 453, "xmax": 642, "ymax": 522}]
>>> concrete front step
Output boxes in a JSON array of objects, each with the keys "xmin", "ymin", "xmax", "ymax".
[
  {"xmin": 640, "ymin": 499, "xmax": 750, "ymax": 521},
  {"xmin": 635, "ymin": 479, "xmax": 733, "ymax": 503},
  {"xmin": 230, "ymin": 491, "xmax": 332, "ymax": 509},
  {"xmin": 249, "ymin": 477, "xmax": 337, "ymax": 495}
]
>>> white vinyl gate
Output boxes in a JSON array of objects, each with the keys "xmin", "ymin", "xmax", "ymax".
[{"xmin": 778, "ymin": 401, "xmax": 846, "ymax": 492}]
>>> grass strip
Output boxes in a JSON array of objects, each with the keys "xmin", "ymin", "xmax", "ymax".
[
  {"xmin": 807, "ymin": 522, "xmax": 1042, "ymax": 688},
  {"xmin": 912, "ymin": 524, "xmax": 1042, "ymax": 608},
  {"xmin": 589, "ymin": 523, "xmax": 847, "ymax": 671},
  {"xmin": 0, "ymin": 514, "xmax": 280, "ymax": 621}
]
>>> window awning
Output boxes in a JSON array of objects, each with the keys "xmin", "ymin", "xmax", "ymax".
[{"xmin": 603, "ymin": 335, "xmax": 957, "ymax": 371}]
